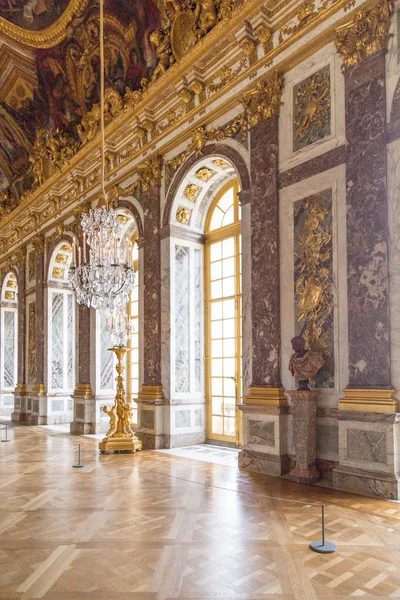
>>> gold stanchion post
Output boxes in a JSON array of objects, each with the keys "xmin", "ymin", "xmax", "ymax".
[{"xmin": 99, "ymin": 347, "xmax": 142, "ymax": 454}]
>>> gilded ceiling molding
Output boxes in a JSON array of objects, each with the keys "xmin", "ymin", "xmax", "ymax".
[
  {"xmin": 335, "ymin": 0, "xmax": 395, "ymax": 69},
  {"xmin": 166, "ymin": 70, "xmax": 284, "ymax": 182},
  {"xmin": 0, "ymin": 0, "xmax": 90, "ymax": 48}
]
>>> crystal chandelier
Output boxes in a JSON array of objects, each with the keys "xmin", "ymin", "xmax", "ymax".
[
  {"xmin": 68, "ymin": 0, "xmax": 135, "ymax": 312},
  {"xmin": 105, "ymin": 306, "xmax": 135, "ymax": 348}
]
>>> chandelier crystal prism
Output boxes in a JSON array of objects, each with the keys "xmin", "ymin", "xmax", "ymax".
[
  {"xmin": 68, "ymin": 0, "xmax": 135, "ymax": 313},
  {"xmin": 105, "ymin": 305, "xmax": 135, "ymax": 348}
]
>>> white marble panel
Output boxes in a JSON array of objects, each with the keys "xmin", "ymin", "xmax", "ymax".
[
  {"xmin": 280, "ymin": 165, "xmax": 348, "ymax": 407},
  {"xmin": 279, "ymin": 42, "xmax": 345, "ymax": 172},
  {"xmin": 174, "ymin": 245, "xmax": 190, "ymax": 393}
]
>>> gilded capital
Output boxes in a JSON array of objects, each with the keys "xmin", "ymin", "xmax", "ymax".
[
  {"xmin": 32, "ymin": 234, "xmax": 45, "ymax": 254},
  {"xmin": 14, "ymin": 246, "xmax": 27, "ymax": 267},
  {"xmin": 241, "ymin": 71, "xmax": 284, "ymax": 127},
  {"xmin": 335, "ymin": 0, "xmax": 395, "ymax": 69}
]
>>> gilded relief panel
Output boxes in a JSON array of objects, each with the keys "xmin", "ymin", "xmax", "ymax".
[
  {"xmin": 293, "ymin": 65, "xmax": 331, "ymax": 153},
  {"xmin": 293, "ymin": 190, "xmax": 334, "ymax": 387},
  {"xmin": 28, "ymin": 301, "xmax": 36, "ymax": 384}
]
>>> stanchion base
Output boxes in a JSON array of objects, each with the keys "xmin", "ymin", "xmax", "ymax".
[
  {"xmin": 310, "ymin": 541, "xmax": 336, "ymax": 554},
  {"xmin": 72, "ymin": 464, "xmax": 85, "ymax": 468},
  {"xmin": 1, "ymin": 440, "xmax": 11, "ymax": 443}
]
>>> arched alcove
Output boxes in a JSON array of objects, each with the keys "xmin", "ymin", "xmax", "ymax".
[
  {"xmin": 0, "ymin": 271, "xmax": 18, "ymax": 416},
  {"xmin": 161, "ymin": 142, "xmax": 250, "ymax": 446}
]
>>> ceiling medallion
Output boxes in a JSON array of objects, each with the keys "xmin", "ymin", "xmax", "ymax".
[
  {"xmin": 195, "ymin": 167, "xmax": 214, "ymax": 181},
  {"xmin": 184, "ymin": 184, "xmax": 199, "ymax": 201}
]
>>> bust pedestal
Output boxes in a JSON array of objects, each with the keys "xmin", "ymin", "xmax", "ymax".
[{"xmin": 287, "ymin": 389, "xmax": 320, "ymax": 484}]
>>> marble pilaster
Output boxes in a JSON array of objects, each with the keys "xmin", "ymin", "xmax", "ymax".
[
  {"xmin": 26, "ymin": 240, "xmax": 47, "ymax": 425},
  {"xmin": 136, "ymin": 183, "xmax": 166, "ymax": 449},
  {"xmin": 342, "ymin": 50, "xmax": 392, "ymax": 396},
  {"xmin": 12, "ymin": 260, "xmax": 27, "ymax": 422},
  {"xmin": 239, "ymin": 114, "xmax": 289, "ymax": 476},
  {"xmin": 70, "ymin": 305, "xmax": 96, "ymax": 434},
  {"xmin": 333, "ymin": 50, "xmax": 398, "ymax": 498}
]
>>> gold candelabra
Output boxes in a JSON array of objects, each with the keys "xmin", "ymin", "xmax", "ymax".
[{"xmin": 99, "ymin": 347, "xmax": 142, "ymax": 454}]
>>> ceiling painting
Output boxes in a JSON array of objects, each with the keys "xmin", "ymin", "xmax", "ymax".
[
  {"xmin": 0, "ymin": 0, "xmax": 71, "ymax": 31},
  {"xmin": 0, "ymin": 0, "xmax": 240, "ymax": 218}
]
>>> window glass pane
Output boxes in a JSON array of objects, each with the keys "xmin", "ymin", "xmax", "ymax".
[
  {"xmin": 211, "ymin": 280, "xmax": 222, "ymax": 299},
  {"xmin": 100, "ymin": 314, "xmax": 113, "ymax": 390},
  {"xmin": 221, "ymin": 205, "xmax": 234, "ymax": 228},
  {"xmin": 211, "ymin": 320, "xmax": 223, "ymax": 339},
  {"xmin": 222, "ymin": 237, "xmax": 234, "ymax": 258},
  {"xmin": 211, "ymin": 302, "xmax": 222, "ymax": 321},
  {"xmin": 224, "ymin": 417, "xmax": 235, "ymax": 436},
  {"xmin": 222, "ymin": 257, "xmax": 235, "ymax": 278},
  {"xmin": 212, "ymin": 397, "xmax": 223, "ymax": 415},
  {"xmin": 222, "ymin": 299, "xmax": 235, "ymax": 319},
  {"xmin": 3, "ymin": 311, "xmax": 15, "ymax": 388},
  {"xmin": 212, "ymin": 416, "xmax": 223, "ymax": 434},
  {"xmin": 210, "ymin": 261, "xmax": 222, "ymax": 281},
  {"xmin": 210, "ymin": 241, "xmax": 221, "ymax": 262},
  {"xmin": 51, "ymin": 293, "xmax": 64, "ymax": 389},
  {"xmin": 222, "ymin": 277, "xmax": 235, "ymax": 298},
  {"xmin": 67, "ymin": 294, "xmax": 74, "ymax": 389}
]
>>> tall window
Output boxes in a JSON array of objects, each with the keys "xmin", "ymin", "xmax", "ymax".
[
  {"xmin": 127, "ymin": 240, "xmax": 139, "ymax": 427},
  {"xmin": 205, "ymin": 180, "xmax": 242, "ymax": 444},
  {"xmin": 1, "ymin": 273, "xmax": 18, "ymax": 411},
  {"xmin": 49, "ymin": 290, "xmax": 75, "ymax": 391}
]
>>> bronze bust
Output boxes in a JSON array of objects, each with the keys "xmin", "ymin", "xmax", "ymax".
[{"xmin": 289, "ymin": 335, "xmax": 324, "ymax": 390}]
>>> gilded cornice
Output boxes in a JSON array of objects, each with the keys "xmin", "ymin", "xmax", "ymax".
[
  {"xmin": 0, "ymin": 0, "xmax": 380, "ymax": 261},
  {"xmin": 335, "ymin": 0, "xmax": 394, "ymax": 69},
  {"xmin": 0, "ymin": 0, "xmax": 89, "ymax": 48}
]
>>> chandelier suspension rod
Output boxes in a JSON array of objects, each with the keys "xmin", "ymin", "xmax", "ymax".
[{"xmin": 99, "ymin": 0, "xmax": 106, "ymax": 207}]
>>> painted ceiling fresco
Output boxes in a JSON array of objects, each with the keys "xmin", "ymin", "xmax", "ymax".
[
  {"xmin": 0, "ymin": 0, "xmax": 70, "ymax": 31},
  {"xmin": 0, "ymin": 0, "xmax": 240, "ymax": 215},
  {"xmin": 0, "ymin": 0, "xmax": 163, "ymax": 205}
]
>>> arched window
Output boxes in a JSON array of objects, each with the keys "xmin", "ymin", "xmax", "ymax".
[
  {"xmin": 0, "ymin": 273, "xmax": 18, "ymax": 415},
  {"xmin": 47, "ymin": 244, "xmax": 75, "ymax": 420},
  {"xmin": 127, "ymin": 239, "xmax": 139, "ymax": 427},
  {"xmin": 205, "ymin": 179, "xmax": 242, "ymax": 444}
]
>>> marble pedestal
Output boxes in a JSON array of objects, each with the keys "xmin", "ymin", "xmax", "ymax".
[
  {"xmin": 287, "ymin": 390, "xmax": 320, "ymax": 484},
  {"xmin": 238, "ymin": 401, "xmax": 290, "ymax": 476},
  {"xmin": 136, "ymin": 388, "xmax": 167, "ymax": 449},
  {"xmin": 333, "ymin": 411, "xmax": 400, "ymax": 500}
]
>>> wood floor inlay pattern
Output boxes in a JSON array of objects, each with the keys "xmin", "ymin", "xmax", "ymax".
[{"xmin": 2, "ymin": 424, "xmax": 400, "ymax": 599}]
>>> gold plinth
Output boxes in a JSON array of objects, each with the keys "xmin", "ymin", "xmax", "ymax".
[{"xmin": 99, "ymin": 347, "xmax": 142, "ymax": 455}]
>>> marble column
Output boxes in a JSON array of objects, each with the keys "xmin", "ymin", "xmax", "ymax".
[
  {"xmin": 12, "ymin": 258, "xmax": 27, "ymax": 422},
  {"xmin": 136, "ymin": 184, "xmax": 166, "ymax": 449},
  {"xmin": 333, "ymin": 49, "xmax": 400, "ymax": 499},
  {"xmin": 239, "ymin": 115, "xmax": 290, "ymax": 476},
  {"xmin": 70, "ymin": 305, "xmax": 95, "ymax": 434},
  {"xmin": 27, "ymin": 238, "xmax": 47, "ymax": 425}
]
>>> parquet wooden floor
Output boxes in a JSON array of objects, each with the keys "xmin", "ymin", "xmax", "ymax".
[{"xmin": 2, "ymin": 423, "xmax": 400, "ymax": 600}]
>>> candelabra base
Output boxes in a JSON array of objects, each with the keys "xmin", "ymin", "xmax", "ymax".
[{"xmin": 99, "ymin": 434, "xmax": 142, "ymax": 455}]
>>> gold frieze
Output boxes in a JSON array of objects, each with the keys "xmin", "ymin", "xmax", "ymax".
[{"xmin": 335, "ymin": 0, "xmax": 394, "ymax": 69}]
